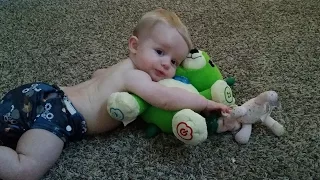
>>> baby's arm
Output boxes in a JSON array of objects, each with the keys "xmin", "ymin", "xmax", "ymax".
[
  {"xmin": 124, "ymin": 70, "xmax": 230, "ymax": 112},
  {"xmin": 92, "ymin": 68, "xmax": 108, "ymax": 78}
]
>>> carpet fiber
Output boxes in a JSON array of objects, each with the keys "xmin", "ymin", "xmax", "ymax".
[{"xmin": 0, "ymin": 0, "xmax": 319, "ymax": 179}]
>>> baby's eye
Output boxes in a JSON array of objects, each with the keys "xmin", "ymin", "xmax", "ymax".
[
  {"xmin": 155, "ymin": 49, "xmax": 164, "ymax": 56},
  {"xmin": 171, "ymin": 59, "xmax": 176, "ymax": 65}
]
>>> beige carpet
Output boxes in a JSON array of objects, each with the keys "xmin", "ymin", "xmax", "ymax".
[{"xmin": 0, "ymin": 0, "xmax": 319, "ymax": 179}]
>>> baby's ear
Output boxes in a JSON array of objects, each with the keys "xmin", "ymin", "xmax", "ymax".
[{"xmin": 128, "ymin": 36, "xmax": 139, "ymax": 54}]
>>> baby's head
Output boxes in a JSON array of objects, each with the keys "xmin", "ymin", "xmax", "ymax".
[
  {"xmin": 132, "ymin": 9, "xmax": 193, "ymax": 50},
  {"xmin": 129, "ymin": 9, "xmax": 193, "ymax": 81}
]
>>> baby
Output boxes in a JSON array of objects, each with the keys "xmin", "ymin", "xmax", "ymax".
[{"xmin": 0, "ymin": 9, "xmax": 231, "ymax": 180}]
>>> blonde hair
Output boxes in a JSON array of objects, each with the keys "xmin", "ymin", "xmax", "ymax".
[{"xmin": 133, "ymin": 8, "xmax": 193, "ymax": 50}]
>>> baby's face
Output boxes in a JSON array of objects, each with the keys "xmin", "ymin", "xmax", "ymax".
[{"xmin": 134, "ymin": 22, "xmax": 189, "ymax": 81}]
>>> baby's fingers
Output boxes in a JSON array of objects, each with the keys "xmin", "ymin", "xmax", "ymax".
[{"xmin": 221, "ymin": 106, "xmax": 232, "ymax": 113}]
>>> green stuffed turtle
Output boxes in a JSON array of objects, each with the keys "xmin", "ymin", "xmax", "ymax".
[{"xmin": 107, "ymin": 49, "xmax": 235, "ymax": 145}]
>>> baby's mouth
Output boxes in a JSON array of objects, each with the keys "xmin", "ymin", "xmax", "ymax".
[{"xmin": 155, "ymin": 69, "xmax": 165, "ymax": 77}]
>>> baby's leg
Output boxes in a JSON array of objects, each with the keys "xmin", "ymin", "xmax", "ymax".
[{"xmin": 0, "ymin": 129, "xmax": 64, "ymax": 180}]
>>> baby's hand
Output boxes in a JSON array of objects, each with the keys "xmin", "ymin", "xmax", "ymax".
[{"xmin": 204, "ymin": 100, "xmax": 232, "ymax": 114}]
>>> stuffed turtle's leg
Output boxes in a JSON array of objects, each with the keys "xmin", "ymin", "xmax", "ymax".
[
  {"xmin": 200, "ymin": 80, "xmax": 235, "ymax": 106},
  {"xmin": 172, "ymin": 109, "xmax": 208, "ymax": 145},
  {"xmin": 145, "ymin": 123, "xmax": 162, "ymax": 138},
  {"xmin": 211, "ymin": 80, "xmax": 235, "ymax": 105},
  {"xmin": 224, "ymin": 77, "xmax": 236, "ymax": 86},
  {"xmin": 107, "ymin": 92, "xmax": 150, "ymax": 126},
  {"xmin": 199, "ymin": 77, "xmax": 235, "ymax": 100}
]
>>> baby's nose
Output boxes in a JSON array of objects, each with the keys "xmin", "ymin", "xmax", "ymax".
[
  {"xmin": 161, "ymin": 62, "xmax": 170, "ymax": 70},
  {"xmin": 161, "ymin": 58, "xmax": 171, "ymax": 70}
]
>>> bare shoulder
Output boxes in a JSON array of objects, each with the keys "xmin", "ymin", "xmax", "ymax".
[
  {"xmin": 92, "ymin": 58, "xmax": 149, "ymax": 91},
  {"xmin": 109, "ymin": 59, "xmax": 151, "ymax": 87},
  {"xmin": 122, "ymin": 69, "xmax": 152, "ymax": 91}
]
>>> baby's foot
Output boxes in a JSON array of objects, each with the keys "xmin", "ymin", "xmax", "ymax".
[
  {"xmin": 172, "ymin": 109, "xmax": 208, "ymax": 145},
  {"xmin": 107, "ymin": 92, "xmax": 140, "ymax": 126}
]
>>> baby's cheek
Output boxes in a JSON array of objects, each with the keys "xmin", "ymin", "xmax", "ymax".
[{"xmin": 168, "ymin": 69, "xmax": 176, "ymax": 78}]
